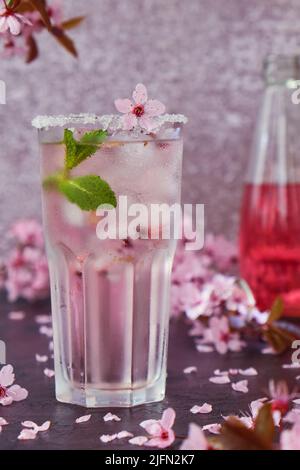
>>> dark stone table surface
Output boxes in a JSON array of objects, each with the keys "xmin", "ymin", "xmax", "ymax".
[{"xmin": 0, "ymin": 295, "xmax": 298, "ymax": 450}]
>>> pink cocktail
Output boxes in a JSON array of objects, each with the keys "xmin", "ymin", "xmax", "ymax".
[{"xmin": 33, "ymin": 101, "xmax": 186, "ymax": 407}]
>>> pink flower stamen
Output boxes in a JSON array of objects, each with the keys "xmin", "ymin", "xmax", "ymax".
[
  {"xmin": 132, "ymin": 104, "xmax": 144, "ymax": 117},
  {"xmin": 0, "ymin": 386, "xmax": 6, "ymax": 398}
]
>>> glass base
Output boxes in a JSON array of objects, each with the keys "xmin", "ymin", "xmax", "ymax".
[{"xmin": 55, "ymin": 374, "xmax": 166, "ymax": 408}]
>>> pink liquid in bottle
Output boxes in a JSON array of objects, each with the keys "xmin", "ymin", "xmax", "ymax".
[{"xmin": 240, "ymin": 183, "xmax": 300, "ymax": 315}]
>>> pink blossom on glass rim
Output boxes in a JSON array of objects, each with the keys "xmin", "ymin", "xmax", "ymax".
[
  {"xmin": 180, "ymin": 423, "xmax": 212, "ymax": 450},
  {"xmin": 280, "ymin": 423, "xmax": 300, "ymax": 450},
  {"xmin": 0, "ymin": 364, "xmax": 28, "ymax": 406},
  {"xmin": 0, "ymin": 7, "xmax": 32, "ymax": 36},
  {"xmin": 115, "ymin": 83, "xmax": 166, "ymax": 132},
  {"xmin": 139, "ymin": 408, "xmax": 176, "ymax": 449}
]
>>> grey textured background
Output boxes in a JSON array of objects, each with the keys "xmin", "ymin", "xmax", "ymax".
[{"xmin": 1, "ymin": 0, "xmax": 300, "ymax": 253}]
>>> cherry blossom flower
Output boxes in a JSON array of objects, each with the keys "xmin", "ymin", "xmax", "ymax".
[
  {"xmin": 204, "ymin": 233, "xmax": 237, "ymax": 271},
  {"xmin": 18, "ymin": 429, "xmax": 37, "ymax": 440},
  {"xmin": 139, "ymin": 408, "xmax": 176, "ymax": 449},
  {"xmin": 0, "ymin": 364, "xmax": 28, "ymax": 406},
  {"xmin": 9, "ymin": 219, "xmax": 45, "ymax": 248},
  {"xmin": 209, "ymin": 316, "xmax": 244, "ymax": 354},
  {"xmin": 180, "ymin": 423, "xmax": 212, "ymax": 450},
  {"xmin": 280, "ymin": 423, "xmax": 300, "ymax": 450},
  {"xmin": 115, "ymin": 83, "xmax": 166, "ymax": 132},
  {"xmin": 268, "ymin": 380, "xmax": 297, "ymax": 416},
  {"xmin": 0, "ymin": 5, "xmax": 32, "ymax": 36}
]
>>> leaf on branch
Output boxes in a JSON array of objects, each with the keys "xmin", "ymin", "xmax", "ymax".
[
  {"xmin": 61, "ymin": 16, "xmax": 85, "ymax": 30},
  {"xmin": 28, "ymin": 0, "xmax": 52, "ymax": 30},
  {"xmin": 26, "ymin": 35, "xmax": 39, "ymax": 63},
  {"xmin": 263, "ymin": 323, "xmax": 295, "ymax": 354},
  {"xmin": 50, "ymin": 27, "xmax": 78, "ymax": 57},
  {"xmin": 254, "ymin": 403, "xmax": 275, "ymax": 447},
  {"xmin": 217, "ymin": 404, "xmax": 274, "ymax": 450},
  {"xmin": 267, "ymin": 297, "xmax": 284, "ymax": 324}
]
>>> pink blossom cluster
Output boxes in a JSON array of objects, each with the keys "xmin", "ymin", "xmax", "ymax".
[
  {"xmin": 0, "ymin": 0, "xmax": 62, "ymax": 60},
  {"xmin": 1, "ymin": 219, "xmax": 49, "ymax": 302},
  {"xmin": 171, "ymin": 230, "xmax": 260, "ymax": 353}
]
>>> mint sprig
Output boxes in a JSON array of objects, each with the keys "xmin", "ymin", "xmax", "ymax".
[
  {"xmin": 58, "ymin": 175, "xmax": 116, "ymax": 211},
  {"xmin": 43, "ymin": 129, "xmax": 117, "ymax": 211},
  {"xmin": 64, "ymin": 129, "xmax": 107, "ymax": 170}
]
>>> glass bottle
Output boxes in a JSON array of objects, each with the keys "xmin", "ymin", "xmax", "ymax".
[{"xmin": 240, "ymin": 54, "xmax": 300, "ymax": 316}]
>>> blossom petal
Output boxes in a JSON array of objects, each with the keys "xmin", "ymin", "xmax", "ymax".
[
  {"xmin": 0, "ymin": 364, "xmax": 15, "ymax": 387},
  {"xmin": 37, "ymin": 421, "xmax": 51, "ymax": 432},
  {"xmin": 190, "ymin": 403, "xmax": 212, "ymax": 414},
  {"xmin": 132, "ymin": 83, "xmax": 147, "ymax": 104},
  {"xmin": 117, "ymin": 430, "xmax": 133, "ymax": 439},
  {"xmin": 0, "ymin": 396, "xmax": 13, "ymax": 406},
  {"xmin": 7, "ymin": 15, "xmax": 21, "ymax": 36},
  {"xmin": 139, "ymin": 115, "xmax": 156, "ymax": 132},
  {"xmin": 161, "ymin": 408, "xmax": 176, "ymax": 430},
  {"xmin": 232, "ymin": 380, "xmax": 249, "ymax": 393},
  {"xmin": 121, "ymin": 113, "xmax": 137, "ymax": 130},
  {"xmin": 0, "ymin": 417, "xmax": 8, "ymax": 426},
  {"xmin": 76, "ymin": 415, "xmax": 91, "ymax": 423},
  {"xmin": 7, "ymin": 384, "xmax": 28, "ymax": 401},
  {"xmin": 238, "ymin": 367, "xmax": 258, "ymax": 376},
  {"xmin": 145, "ymin": 430, "xmax": 175, "ymax": 449},
  {"xmin": 35, "ymin": 354, "xmax": 48, "ymax": 363},
  {"xmin": 0, "ymin": 17, "xmax": 8, "ymax": 33},
  {"xmin": 103, "ymin": 412, "xmax": 121, "ymax": 422},
  {"xmin": 114, "ymin": 98, "xmax": 132, "ymax": 114},
  {"xmin": 128, "ymin": 435, "xmax": 148, "ymax": 446},
  {"xmin": 180, "ymin": 423, "xmax": 209, "ymax": 450},
  {"xmin": 209, "ymin": 376, "xmax": 231, "ymax": 384},
  {"xmin": 202, "ymin": 423, "xmax": 221, "ymax": 434},
  {"xmin": 44, "ymin": 368, "xmax": 55, "ymax": 378},
  {"xmin": 8, "ymin": 311, "xmax": 25, "ymax": 320},
  {"xmin": 145, "ymin": 99, "xmax": 166, "ymax": 117},
  {"xmin": 100, "ymin": 433, "xmax": 117, "ymax": 443},
  {"xmin": 18, "ymin": 429, "xmax": 37, "ymax": 440},
  {"xmin": 183, "ymin": 366, "xmax": 197, "ymax": 374}
]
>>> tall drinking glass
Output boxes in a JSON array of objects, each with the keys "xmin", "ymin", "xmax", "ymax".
[{"xmin": 34, "ymin": 114, "xmax": 183, "ymax": 407}]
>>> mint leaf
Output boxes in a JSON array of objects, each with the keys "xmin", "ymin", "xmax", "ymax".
[
  {"xmin": 64, "ymin": 129, "xmax": 107, "ymax": 170},
  {"xmin": 58, "ymin": 175, "xmax": 117, "ymax": 211}
]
